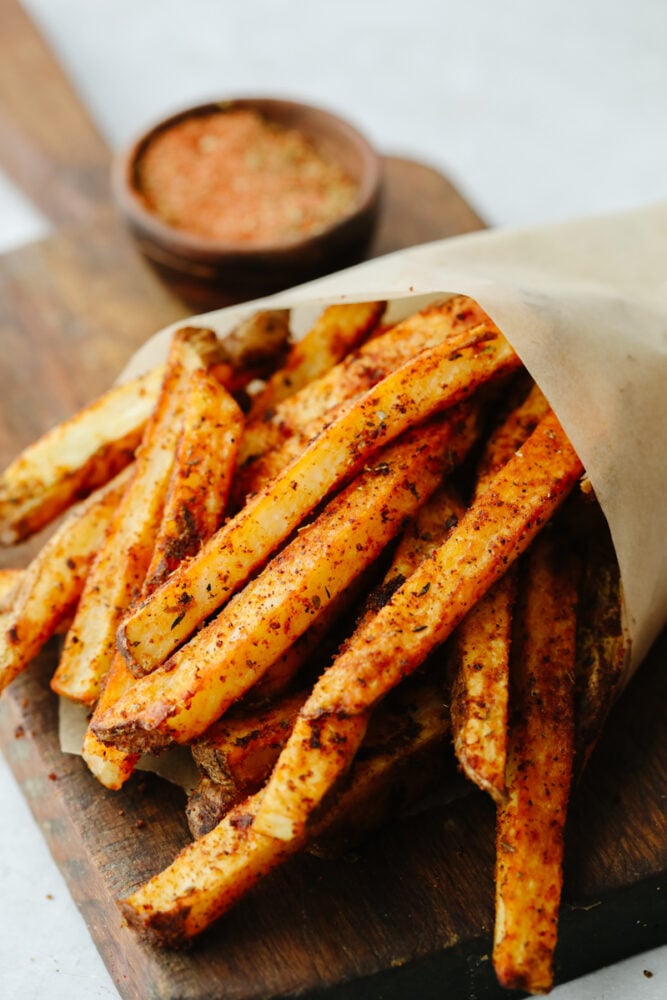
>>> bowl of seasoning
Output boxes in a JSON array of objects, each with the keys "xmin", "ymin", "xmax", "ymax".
[{"xmin": 112, "ymin": 97, "xmax": 382, "ymax": 307}]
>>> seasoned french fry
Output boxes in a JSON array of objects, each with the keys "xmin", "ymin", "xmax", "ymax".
[
  {"xmin": 0, "ymin": 467, "xmax": 133, "ymax": 694},
  {"xmin": 450, "ymin": 383, "xmax": 551, "ymax": 803},
  {"xmin": 51, "ymin": 328, "xmax": 223, "ymax": 704},
  {"xmin": 126, "ymin": 675, "xmax": 449, "ymax": 946},
  {"xmin": 119, "ymin": 321, "xmax": 519, "ymax": 674},
  {"xmin": 232, "ymin": 397, "xmax": 357, "ymax": 505},
  {"xmin": 81, "ymin": 654, "xmax": 140, "ymax": 789},
  {"xmin": 144, "ymin": 368, "xmax": 244, "ymax": 591},
  {"xmin": 94, "ymin": 412, "xmax": 479, "ymax": 751},
  {"xmin": 493, "ymin": 529, "xmax": 578, "ymax": 994},
  {"xmin": 246, "ymin": 582, "xmax": 362, "ymax": 703},
  {"xmin": 82, "ymin": 368, "xmax": 244, "ymax": 787},
  {"xmin": 450, "ymin": 576, "xmax": 517, "ymax": 804},
  {"xmin": 119, "ymin": 718, "xmax": 368, "ymax": 947},
  {"xmin": 0, "ymin": 366, "xmax": 164, "ymax": 546},
  {"xmin": 248, "ymin": 301, "xmax": 385, "ymax": 417}
]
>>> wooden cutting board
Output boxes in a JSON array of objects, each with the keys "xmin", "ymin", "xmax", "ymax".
[{"xmin": 0, "ymin": 3, "xmax": 665, "ymax": 998}]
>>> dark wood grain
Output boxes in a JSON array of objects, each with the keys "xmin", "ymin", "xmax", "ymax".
[{"xmin": 0, "ymin": 3, "xmax": 665, "ymax": 998}]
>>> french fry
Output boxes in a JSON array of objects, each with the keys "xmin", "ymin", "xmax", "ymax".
[
  {"xmin": 238, "ymin": 296, "xmax": 490, "ymax": 466},
  {"xmin": 127, "ymin": 674, "xmax": 450, "ymax": 946},
  {"xmin": 118, "ymin": 321, "xmax": 519, "ymax": 674},
  {"xmin": 450, "ymin": 576, "xmax": 517, "ymax": 804},
  {"xmin": 211, "ymin": 309, "xmax": 291, "ymax": 390},
  {"xmin": 94, "ymin": 412, "xmax": 479, "ymax": 751},
  {"xmin": 82, "ymin": 367, "xmax": 244, "ymax": 787},
  {"xmin": 252, "ymin": 410, "xmax": 582, "ymax": 844},
  {"xmin": 0, "ymin": 466, "xmax": 133, "ymax": 694},
  {"xmin": 51, "ymin": 328, "xmax": 224, "ymax": 704},
  {"xmin": 119, "ymin": 718, "xmax": 368, "ymax": 947},
  {"xmin": 450, "ymin": 382, "xmax": 551, "ymax": 803},
  {"xmin": 144, "ymin": 368, "xmax": 244, "ymax": 591},
  {"xmin": 0, "ymin": 366, "xmax": 164, "ymax": 546},
  {"xmin": 81, "ymin": 655, "xmax": 140, "ymax": 789},
  {"xmin": 493, "ymin": 529, "xmax": 578, "ymax": 994},
  {"xmin": 247, "ymin": 301, "xmax": 385, "ymax": 417},
  {"xmin": 246, "ymin": 582, "xmax": 363, "ymax": 703},
  {"xmin": 232, "ymin": 397, "xmax": 358, "ymax": 505}
]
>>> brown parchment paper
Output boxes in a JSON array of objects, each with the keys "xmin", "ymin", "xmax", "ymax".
[{"xmin": 61, "ymin": 198, "xmax": 667, "ymax": 760}]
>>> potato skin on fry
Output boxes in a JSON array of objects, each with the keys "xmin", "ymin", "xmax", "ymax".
[
  {"xmin": 192, "ymin": 690, "xmax": 307, "ymax": 794},
  {"xmin": 493, "ymin": 529, "xmax": 578, "ymax": 995}
]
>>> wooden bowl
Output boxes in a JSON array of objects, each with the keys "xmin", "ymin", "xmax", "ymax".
[{"xmin": 111, "ymin": 97, "xmax": 383, "ymax": 307}]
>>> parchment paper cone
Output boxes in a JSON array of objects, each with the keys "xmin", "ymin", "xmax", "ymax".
[{"xmin": 61, "ymin": 199, "xmax": 667, "ymax": 763}]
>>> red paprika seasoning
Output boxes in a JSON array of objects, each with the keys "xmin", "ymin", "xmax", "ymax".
[{"xmin": 136, "ymin": 109, "xmax": 358, "ymax": 245}]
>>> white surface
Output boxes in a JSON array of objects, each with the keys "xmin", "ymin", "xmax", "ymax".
[{"xmin": 0, "ymin": 1, "xmax": 665, "ymax": 997}]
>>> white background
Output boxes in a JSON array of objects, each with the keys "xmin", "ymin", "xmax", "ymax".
[{"xmin": 0, "ymin": 1, "xmax": 665, "ymax": 997}]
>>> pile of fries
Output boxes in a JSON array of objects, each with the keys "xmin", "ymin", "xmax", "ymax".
[{"xmin": 0, "ymin": 295, "xmax": 627, "ymax": 994}]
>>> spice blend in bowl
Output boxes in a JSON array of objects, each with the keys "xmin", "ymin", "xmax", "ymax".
[
  {"xmin": 136, "ymin": 108, "xmax": 359, "ymax": 244},
  {"xmin": 113, "ymin": 99, "xmax": 382, "ymax": 305}
]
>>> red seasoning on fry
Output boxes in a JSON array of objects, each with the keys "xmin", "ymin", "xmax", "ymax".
[{"xmin": 135, "ymin": 109, "xmax": 358, "ymax": 244}]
